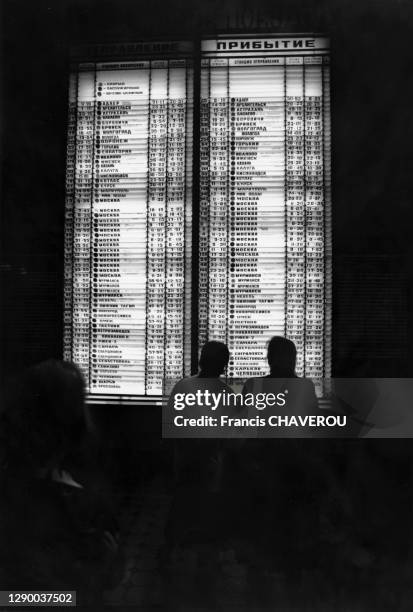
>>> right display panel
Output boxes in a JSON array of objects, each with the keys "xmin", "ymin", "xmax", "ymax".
[{"xmin": 199, "ymin": 35, "xmax": 332, "ymax": 379}]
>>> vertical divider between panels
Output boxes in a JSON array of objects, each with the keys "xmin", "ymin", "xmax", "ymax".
[
  {"xmin": 70, "ymin": 70, "xmax": 79, "ymax": 363},
  {"xmin": 321, "ymin": 59, "xmax": 326, "ymax": 379},
  {"xmin": 303, "ymin": 61, "xmax": 307, "ymax": 376},
  {"xmin": 284, "ymin": 61, "xmax": 287, "ymax": 339},
  {"xmin": 191, "ymin": 36, "xmax": 201, "ymax": 374},
  {"xmin": 163, "ymin": 62, "xmax": 170, "ymax": 388},
  {"xmin": 145, "ymin": 62, "xmax": 152, "ymax": 395},
  {"xmin": 183, "ymin": 64, "xmax": 188, "ymax": 377},
  {"xmin": 226, "ymin": 60, "xmax": 230, "ymax": 358},
  {"xmin": 88, "ymin": 65, "xmax": 97, "ymax": 389}
]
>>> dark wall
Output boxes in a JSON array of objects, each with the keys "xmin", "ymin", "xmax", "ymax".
[{"xmin": 1, "ymin": 0, "xmax": 413, "ymax": 385}]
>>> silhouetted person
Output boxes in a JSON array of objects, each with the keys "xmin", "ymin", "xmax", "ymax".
[
  {"xmin": 199, "ymin": 340, "xmax": 230, "ymax": 377},
  {"xmin": 0, "ymin": 360, "xmax": 123, "ymax": 604},
  {"xmin": 241, "ymin": 338, "xmax": 375, "ymax": 571},
  {"xmin": 164, "ymin": 342, "xmax": 233, "ymax": 576},
  {"xmin": 242, "ymin": 336, "xmax": 318, "ymax": 429},
  {"xmin": 237, "ymin": 338, "xmax": 332, "ymax": 571},
  {"xmin": 167, "ymin": 341, "xmax": 232, "ymax": 482},
  {"xmin": 267, "ymin": 335, "xmax": 300, "ymax": 377}
]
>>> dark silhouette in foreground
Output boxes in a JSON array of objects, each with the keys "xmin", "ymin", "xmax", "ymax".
[
  {"xmin": 242, "ymin": 335, "xmax": 319, "ymax": 431},
  {"xmin": 164, "ymin": 342, "xmax": 233, "ymax": 587},
  {"xmin": 167, "ymin": 340, "xmax": 232, "ymax": 487},
  {"xmin": 230, "ymin": 337, "xmax": 372, "ymax": 573},
  {"xmin": 0, "ymin": 360, "xmax": 124, "ymax": 605}
]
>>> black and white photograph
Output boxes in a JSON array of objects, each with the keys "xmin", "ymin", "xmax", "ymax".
[{"xmin": 1, "ymin": 0, "xmax": 413, "ymax": 609}]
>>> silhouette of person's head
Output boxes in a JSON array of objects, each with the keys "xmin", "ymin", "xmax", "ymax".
[
  {"xmin": 1, "ymin": 359, "xmax": 87, "ymax": 471},
  {"xmin": 199, "ymin": 341, "xmax": 230, "ymax": 377},
  {"xmin": 267, "ymin": 336, "xmax": 297, "ymax": 376}
]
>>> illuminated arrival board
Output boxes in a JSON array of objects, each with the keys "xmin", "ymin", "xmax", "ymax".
[
  {"xmin": 63, "ymin": 43, "xmax": 193, "ymax": 397},
  {"xmin": 199, "ymin": 35, "xmax": 332, "ymax": 379},
  {"xmin": 63, "ymin": 35, "xmax": 332, "ymax": 400}
]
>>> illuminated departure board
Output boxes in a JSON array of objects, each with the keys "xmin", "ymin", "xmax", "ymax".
[
  {"xmin": 63, "ymin": 42, "xmax": 194, "ymax": 398},
  {"xmin": 199, "ymin": 36, "xmax": 332, "ymax": 380},
  {"xmin": 63, "ymin": 35, "xmax": 332, "ymax": 401}
]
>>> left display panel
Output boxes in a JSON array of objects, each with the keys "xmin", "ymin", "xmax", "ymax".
[{"xmin": 63, "ymin": 43, "xmax": 194, "ymax": 402}]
